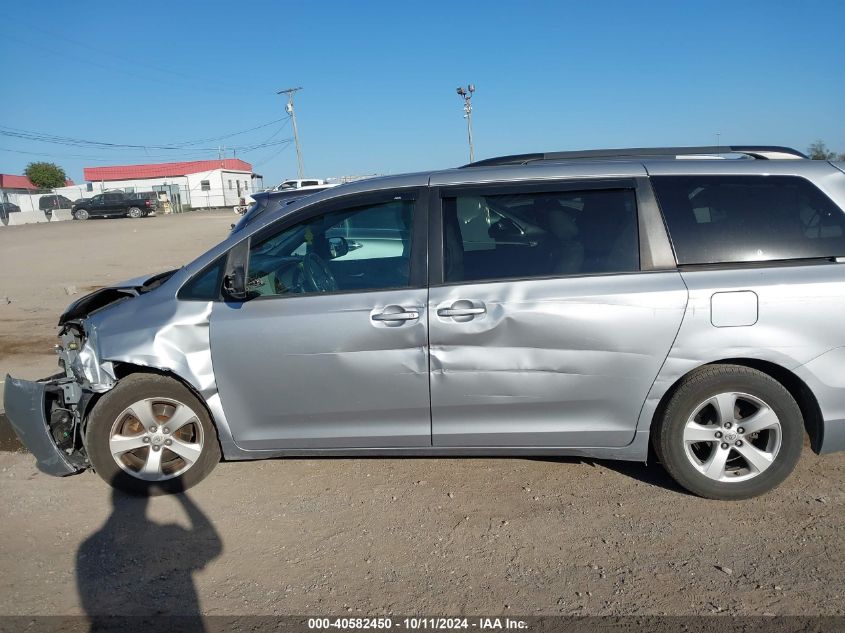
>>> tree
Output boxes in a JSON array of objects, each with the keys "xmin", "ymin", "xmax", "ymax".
[
  {"xmin": 24, "ymin": 161, "xmax": 67, "ymax": 189},
  {"xmin": 807, "ymin": 140, "xmax": 837, "ymax": 160}
]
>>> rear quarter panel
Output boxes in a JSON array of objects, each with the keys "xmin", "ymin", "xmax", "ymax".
[{"xmin": 637, "ymin": 263, "xmax": 845, "ymax": 434}]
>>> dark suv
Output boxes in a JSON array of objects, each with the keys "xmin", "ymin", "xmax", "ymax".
[
  {"xmin": 0, "ymin": 201, "xmax": 21, "ymax": 224},
  {"xmin": 39, "ymin": 194, "xmax": 74, "ymax": 218}
]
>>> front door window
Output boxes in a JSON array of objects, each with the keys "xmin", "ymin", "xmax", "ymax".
[
  {"xmin": 246, "ymin": 199, "xmax": 415, "ymax": 298},
  {"xmin": 208, "ymin": 192, "xmax": 430, "ymax": 449}
]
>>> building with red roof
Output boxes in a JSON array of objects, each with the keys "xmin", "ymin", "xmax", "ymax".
[
  {"xmin": 83, "ymin": 158, "xmax": 253, "ymax": 182},
  {"xmin": 74, "ymin": 158, "xmax": 260, "ymax": 210},
  {"xmin": 0, "ymin": 174, "xmax": 75, "ymax": 191}
]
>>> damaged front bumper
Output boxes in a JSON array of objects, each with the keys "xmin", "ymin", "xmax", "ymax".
[
  {"xmin": 3, "ymin": 321, "xmax": 106, "ymax": 477},
  {"xmin": 4, "ymin": 376, "xmax": 86, "ymax": 476},
  {"xmin": 4, "ymin": 274, "xmax": 174, "ymax": 477}
]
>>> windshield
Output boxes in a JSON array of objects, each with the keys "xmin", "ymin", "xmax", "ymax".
[{"xmin": 232, "ymin": 188, "xmax": 329, "ymax": 233}]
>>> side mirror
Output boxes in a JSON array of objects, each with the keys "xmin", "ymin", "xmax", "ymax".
[
  {"xmin": 328, "ymin": 236, "xmax": 350, "ymax": 259},
  {"xmin": 222, "ymin": 240, "xmax": 249, "ymax": 301},
  {"xmin": 222, "ymin": 266, "xmax": 247, "ymax": 301}
]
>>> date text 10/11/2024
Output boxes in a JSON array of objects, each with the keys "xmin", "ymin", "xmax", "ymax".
[{"xmin": 307, "ymin": 617, "xmax": 529, "ymax": 630}]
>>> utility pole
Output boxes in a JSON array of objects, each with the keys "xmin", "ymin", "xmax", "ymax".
[
  {"xmin": 277, "ymin": 86, "xmax": 305, "ymax": 178},
  {"xmin": 456, "ymin": 84, "xmax": 475, "ymax": 163}
]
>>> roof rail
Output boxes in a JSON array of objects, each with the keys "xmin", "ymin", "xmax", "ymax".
[{"xmin": 462, "ymin": 145, "xmax": 808, "ymax": 168}]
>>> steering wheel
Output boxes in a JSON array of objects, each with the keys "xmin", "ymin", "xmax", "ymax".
[{"xmin": 302, "ymin": 252, "xmax": 339, "ymax": 293}]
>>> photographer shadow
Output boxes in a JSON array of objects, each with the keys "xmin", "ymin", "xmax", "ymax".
[{"xmin": 76, "ymin": 480, "xmax": 222, "ymax": 632}]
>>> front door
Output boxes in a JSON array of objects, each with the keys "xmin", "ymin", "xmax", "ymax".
[
  {"xmin": 209, "ymin": 190, "xmax": 431, "ymax": 449},
  {"xmin": 429, "ymin": 183, "xmax": 687, "ymax": 447},
  {"xmin": 87, "ymin": 194, "xmax": 107, "ymax": 216}
]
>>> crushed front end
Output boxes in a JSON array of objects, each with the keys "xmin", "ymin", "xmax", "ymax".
[
  {"xmin": 4, "ymin": 321, "xmax": 115, "ymax": 476},
  {"xmin": 4, "ymin": 271, "xmax": 177, "ymax": 476}
]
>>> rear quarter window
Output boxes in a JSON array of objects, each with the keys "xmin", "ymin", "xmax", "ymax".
[{"xmin": 651, "ymin": 175, "xmax": 845, "ymax": 265}]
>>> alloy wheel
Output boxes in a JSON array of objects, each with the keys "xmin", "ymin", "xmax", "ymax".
[
  {"xmin": 108, "ymin": 397, "xmax": 205, "ymax": 481},
  {"xmin": 682, "ymin": 391, "xmax": 782, "ymax": 483}
]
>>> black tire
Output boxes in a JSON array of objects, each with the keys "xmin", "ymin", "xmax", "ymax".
[
  {"xmin": 85, "ymin": 373, "xmax": 221, "ymax": 496},
  {"xmin": 127, "ymin": 206, "xmax": 142, "ymax": 219},
  {"xmin": 73, "ymin": 208, "xmax": 89, "ymax": 220},
  {"xmin": 655, "ymin": 364, "xmax": 803, "ymax": 500}
]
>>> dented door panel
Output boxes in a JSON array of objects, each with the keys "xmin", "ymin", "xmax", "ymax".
[
  {"xmin": 429, "ymin": 272, "xmax": 688, "ymax": 447},
  {"xmin": 209, "ymin": 289, "xmax": 431, "ymax": 449}
]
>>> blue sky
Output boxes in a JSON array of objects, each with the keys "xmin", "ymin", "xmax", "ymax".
[{"xmin": 1, "ymin": 0, "xmax": 843, "ymax": 185}]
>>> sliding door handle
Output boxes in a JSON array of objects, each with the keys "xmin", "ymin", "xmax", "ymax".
[{"xmin": 437, "ymin": 306, "xmax": 486, "ymax": 317}]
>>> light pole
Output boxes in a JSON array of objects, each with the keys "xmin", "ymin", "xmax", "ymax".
[
  {"xmin": 278, "ymin": 86, "xmax": 305, "ymax": 179},
  {"xmin": 456, "ymin": 84, "xmax": 475, "ymax": 163}
]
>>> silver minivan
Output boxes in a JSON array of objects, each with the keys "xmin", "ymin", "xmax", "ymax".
[{"xmin": 6, "ymin": 145, "xmax": 845, "ymax": 499}]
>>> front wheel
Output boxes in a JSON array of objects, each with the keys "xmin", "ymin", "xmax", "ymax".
[
  {"xmin": 655, "ymin": 364, "xmax": 803, "ymax": 500},
  {"xmin": 73, "ymin": 208, "xmax": 89, "ymax": 220},
  {"xmin": 85, "ymin": 374, "xmax": 221, "ymax": 495}
]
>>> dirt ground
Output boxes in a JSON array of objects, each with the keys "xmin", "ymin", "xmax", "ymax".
[{"xmin": 0, "ymin": 213, "xmax": 843, "ymax": 618}]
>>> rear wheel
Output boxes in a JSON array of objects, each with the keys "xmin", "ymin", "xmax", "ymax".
[
  {"xmin": 655, "ymin": 364, "xmax": 803, "ymax": 500},
  {"xmin": 73, "ymin": 208, "xmax": 89, "ymax": 220},
  {"xmin": 85, "ymin": 374, "xmax": 220, "ymax": 495},
  {"xmin": 127, "ymin": 206, "xmax": 142, "ymax": 218}
]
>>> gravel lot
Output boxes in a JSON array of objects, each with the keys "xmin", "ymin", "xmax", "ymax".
[{"xmin": 0, "ymin": 213, "xmax": 843, "ymax": 618}]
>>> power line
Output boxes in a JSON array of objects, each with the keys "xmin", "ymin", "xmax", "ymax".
[
  {"xmin": 252, "ymin": 140, "xmax": 294, "ymax": 169},
  {"xmin": 0, "ymin": 146, "xmax": 210, "ymax": 161},
  {"xmin": 0, "ymin": 119, "xmax": 291, "ymax": 152},
  {"xmin": 163, "ymin": 117, "xmax": 290, "ymax": 148},
  {"xmin": 0, "ymin": 146, "xmax": 268, "ymax": 163},
  {"xmin": 0, "ymin": 130, "xmax": 291, "ymax": 154},
  {"xmin": 0, "ymin": 120, "xmax": 292, "ymax": 163}
]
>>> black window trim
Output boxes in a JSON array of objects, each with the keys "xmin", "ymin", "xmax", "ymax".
[
  {"xmin": 429, "ymin": 178, "xmax": 667, "ymax": 287},
  {"xmin": 676, "ymin": 256, "xmax": 842, "ymax": 273},
  {"xmin": 436, "ymin": 177, "xmax": 637, "ymax": 199},
  {"xmin": 181, "ymin": 187, "xmax": 430, "ymax": 303}
]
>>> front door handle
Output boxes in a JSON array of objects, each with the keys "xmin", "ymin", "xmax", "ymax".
[{"xmin": 371, "ymin": 307, "xmax": 420, "ymax": 322}]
